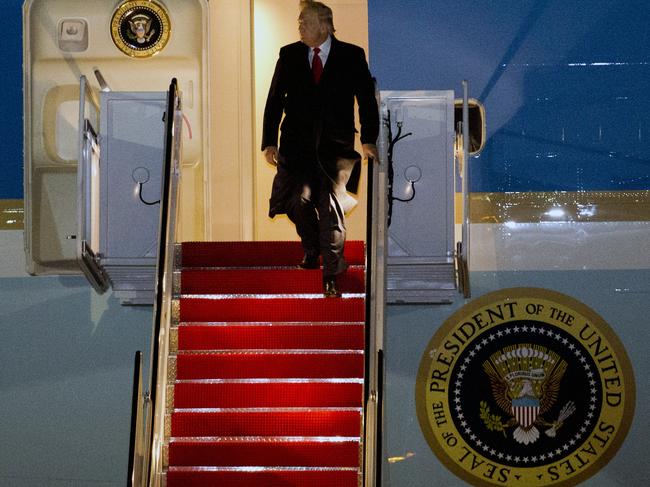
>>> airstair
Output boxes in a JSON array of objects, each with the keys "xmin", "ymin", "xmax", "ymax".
[
  {"xmin": 163, "ymin": 240, "xmax": 366, "ymax": 485},
  {"xmin": 126, "ymin": 80, "xmax": 383, "ymax": 486}
]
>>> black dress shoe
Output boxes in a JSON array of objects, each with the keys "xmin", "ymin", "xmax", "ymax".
[
  {"xmin": 298, "ymin": 254, "xmax": 320, "ymax": 269},
  {"xmin": 323, "ymin": 276, "xmax": 342, "ymax": 298}
]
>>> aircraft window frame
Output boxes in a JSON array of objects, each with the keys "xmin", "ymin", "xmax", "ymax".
[{"xmin": 454, "ymin": 98, "xmax": 486, "ymax": 155}]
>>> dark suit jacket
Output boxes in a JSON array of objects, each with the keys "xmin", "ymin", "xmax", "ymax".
[{"xmin": 262, "ymin": 36, "xmax": 379, "ymax": 215}]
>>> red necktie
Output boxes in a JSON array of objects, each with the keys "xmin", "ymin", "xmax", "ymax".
[{"xmin": 312, "ymin": 47, "xmax": 323, "ymax": 84}]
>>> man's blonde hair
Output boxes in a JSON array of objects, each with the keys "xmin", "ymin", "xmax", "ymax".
[{"xmin": 300, "ymin": 1, "xmax": 335, "ymax": 33}]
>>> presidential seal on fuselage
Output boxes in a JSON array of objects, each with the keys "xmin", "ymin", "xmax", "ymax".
[
  {"xmin": 110, "ymin": 0, "xmax": 170, "ymax": 58},
  {"xmin": 416, "ymin": 288, "xmax": 635, "ymax": 487}
]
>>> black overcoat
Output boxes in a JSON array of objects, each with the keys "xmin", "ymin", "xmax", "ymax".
[{"xmin": 261, "ymin": 36, "xmax": 379, "ymax": 216}]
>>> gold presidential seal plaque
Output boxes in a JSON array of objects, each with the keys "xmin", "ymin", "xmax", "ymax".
[
  {"xmin": 110, "ymin": 0, "xmax": 171, "ymax": 58},
  {"xmin": 416, "ymin": 288, "xmax": 635, "ymax": 487}
]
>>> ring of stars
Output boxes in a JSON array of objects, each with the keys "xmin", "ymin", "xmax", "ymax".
[{"xmin": 451, "ymin": 322, "xmax": 601, "ymax": 467}]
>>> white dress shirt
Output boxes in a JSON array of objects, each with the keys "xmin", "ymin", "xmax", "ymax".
[{"xmin": 309, "ymin": 35, "xmax": 332, "ymax": 68}]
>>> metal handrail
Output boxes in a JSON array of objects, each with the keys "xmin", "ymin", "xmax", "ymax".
[
  {"xmin": 363, "ymin": 154, "xmax": 384, "ymax": 487},
  {"xmin": 363, "ymin": 155, "xmax": 375, "ymax": 485},
  {"xmin": 148, "ymin": 78, "xmax": 183, "ymax": 486},
  {"xmin": 127, "ymin": 351, "xmax": 145, "ymax": 486},
  {"xmin": 127, "ymin": 78, "xmax": 182, "ymax": 487},
  {"xmin": 363, "ymin": 87, "xmax": 388, "ymax": 487}
]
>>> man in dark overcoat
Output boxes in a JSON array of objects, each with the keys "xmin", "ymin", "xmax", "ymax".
[{"xmin": 261, "ymin": 0, "xmax": 379, "ymax": 297}]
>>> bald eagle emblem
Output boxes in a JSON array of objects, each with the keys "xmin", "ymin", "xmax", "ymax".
[
  {"xmin": 481, "ymin": 344, "xmax": 576, "ymax": 445},
  {"xmin": 127, "ymin": 14, "xmax": 155, "ymax": 45}
]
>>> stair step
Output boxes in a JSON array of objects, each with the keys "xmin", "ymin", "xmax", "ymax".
[
  {"xmin": 179, "ymin": 267, "xmax": 365, "ymax": 295},
  {"xmin": 168, "ymin": 438, "xmax": 360, "ymax": 467},
  {"xmin": 174, "ymin": 351, "xmax": 364, "ymax": 380},
  {"xmin": 181, "ymin": 240, "xmax": 365, "ymax": 268},
  {"xmin": 179, "ymin": 297, "xmax": 365, "ymax": 323},
  {"xmin": 177, "ymin": 323, "xmax": 365, "ymax": 351},
  {"xmin": 173, "ymin": 380, "xmax": 363, "ymax": 408},
  {"xmin": 166, "ymin": 467, "xmax": 359, "ymax": 487},
  {"xmin": 170, "ymin": 409, "xmax": 362, "ymax": 437}
]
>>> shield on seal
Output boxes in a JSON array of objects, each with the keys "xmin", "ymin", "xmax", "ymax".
[{"xmin": 511, "ymin": 396, "xmax": 540, "ymax": 428}]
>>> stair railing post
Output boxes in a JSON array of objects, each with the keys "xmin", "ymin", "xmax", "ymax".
[
  {"xmin": 461, "ymin": 80, "xmax": 471, "ymax": 298},
  {"xmin": 127, "ymin": 351, "xmax": 144, "ymax": 487}
]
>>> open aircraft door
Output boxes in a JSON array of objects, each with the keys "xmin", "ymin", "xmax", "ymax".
[
  {"xmin": 74, "ymin": 74, "xmax": 168, "ymax": 303},
  {"xmin": 379, "ymin": 84, "xmax": 483, "ymax": 303},
  {"xmin": 77, "ymin": 74, "xmax": 108, "ymax": 294},
  {"xmin": 23, "ymin": 0, "xmax": 209, "ymax": 303}
]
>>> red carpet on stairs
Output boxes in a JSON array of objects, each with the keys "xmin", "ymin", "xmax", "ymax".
[{"xmin": 165, "ymin": 241, "xmax": 366, "ymax": 486}]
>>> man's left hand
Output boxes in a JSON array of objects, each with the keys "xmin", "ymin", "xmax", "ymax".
[{"xmin": 362, "ymin": 143, "xmax": 379, "ymax": 163}]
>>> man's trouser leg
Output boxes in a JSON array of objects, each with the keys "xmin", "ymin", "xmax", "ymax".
[
  {"xmin": 317, "ymin": 186, "xmax": 347, "ymax": 277},
  {"xmin": 285, "ymin": 184, "xmax": 320, "ymax": 259}
]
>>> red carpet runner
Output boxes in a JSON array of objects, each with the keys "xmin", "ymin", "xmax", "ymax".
[{"xmin": 165, "ymin": 241, "xmax": 366, "ymax": 486}]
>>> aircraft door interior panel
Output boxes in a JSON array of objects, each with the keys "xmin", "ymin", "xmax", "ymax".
[
  {"xmin": 23, "ymin": 0, "xmax": 209, "ymax": 284},
  {"xmin": 99, "ymin": 92, "xmax": 165, "ymax": 261},
  {"xmin": 380, "ymin": 91, "xmax": 456, "ymax": 303},
  {"xmin": 97, "ymin": 91, "xmax": 167, "ymax": 304}
]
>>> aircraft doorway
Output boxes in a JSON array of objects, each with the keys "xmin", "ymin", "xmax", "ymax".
[{"xmin": 247, "ymin": 0, "xmax": 371, "ymax": 242}]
